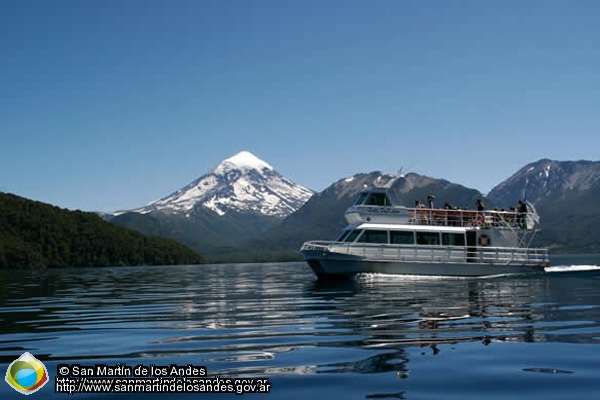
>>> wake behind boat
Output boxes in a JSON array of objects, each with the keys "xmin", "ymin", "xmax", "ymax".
[{"xmin": 300, "ymin": 186, "xmax": 550, "ymax": 278}]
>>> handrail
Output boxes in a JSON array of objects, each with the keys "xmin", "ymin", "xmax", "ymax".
[
  {"xmin": 346, "ymin": 205, "xmax": 537, "ymax": 229},
  {"xmin": 300, "ymin": 241, "xmax": 549, "ymax": 266}
]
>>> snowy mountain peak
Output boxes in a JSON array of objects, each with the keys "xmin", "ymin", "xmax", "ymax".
[
  {"xmin": 128, "ymin": 151, "xmax": 314, "ymax": 218},
  {"xmin": 215, "ymin": 151, "xmax": 274, "ymax": 174}
]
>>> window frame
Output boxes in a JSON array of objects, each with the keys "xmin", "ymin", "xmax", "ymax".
[
  {"xmin": 390, "ymin": 230, "xmax": 415, "ymax": 245},
  {"xmin": 416, "ymin": 231, "xmax": 441, "ymax": 246}
]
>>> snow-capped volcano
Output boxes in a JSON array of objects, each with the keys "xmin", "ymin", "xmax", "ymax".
[{"xmin": 130, "ymin": 151, "xmax": 314, "ymax": 217}]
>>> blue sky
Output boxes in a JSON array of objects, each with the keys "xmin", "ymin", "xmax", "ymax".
[{"xmin": 2, "ymin": 0, "xmax": 599, "ymax": 212}]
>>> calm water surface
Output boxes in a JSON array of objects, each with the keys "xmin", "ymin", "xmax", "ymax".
[{"xmin": 1, "ymin": 255, "xmax": 600, "ymax": 399}]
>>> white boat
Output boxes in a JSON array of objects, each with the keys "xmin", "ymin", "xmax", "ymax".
[{"xmin": 300, "ymin": 186, "xmax": 550, "ymax": 278}]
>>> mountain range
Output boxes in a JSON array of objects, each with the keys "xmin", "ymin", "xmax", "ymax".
[{"xmin": 106, "ymin": 152, "xmax": 600, "ymax": 260}]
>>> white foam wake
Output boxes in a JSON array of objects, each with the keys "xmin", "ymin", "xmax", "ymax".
[{"xmin": 545, "ymin": 265, "xmax": 600, "ymax": 273}]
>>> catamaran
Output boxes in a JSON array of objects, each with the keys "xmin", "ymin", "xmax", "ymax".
[{"xmin": 300, "ymin": 185, "xmax": 549, "ymax": 278}]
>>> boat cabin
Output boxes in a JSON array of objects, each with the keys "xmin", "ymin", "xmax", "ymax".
[
  {"xmin": 352, "ymin": 188, "xmax": 394, "ymax": 207},
  {"xmin": 335, "ymin": 223, "xmax": 519, "ymax": 248}
]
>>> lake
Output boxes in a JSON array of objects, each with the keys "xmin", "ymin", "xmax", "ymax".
[{"xmin": 1, "ymin": 255, "xmax": 600, "ymax": 399}]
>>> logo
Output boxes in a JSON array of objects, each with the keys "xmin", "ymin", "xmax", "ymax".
[{"xmin": 5, "ymin": 352, "xmax": 49, "ymax": 395}]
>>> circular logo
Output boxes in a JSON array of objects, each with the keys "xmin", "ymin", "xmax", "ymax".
[{"xmin": 5, "ymin": 352, "xmax": 49, "ymax": 395}]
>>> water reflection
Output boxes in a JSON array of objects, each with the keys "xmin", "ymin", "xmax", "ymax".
[
  {"xmin": 0, "ymin": 262, "xmax": 599, "ymax": 379},
  {"xmin": 298, "ymin": 274, "xmax": 548, "ymax": 376}
]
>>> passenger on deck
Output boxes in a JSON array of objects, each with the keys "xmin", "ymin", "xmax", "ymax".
[
  {"xmin": 474, "ymin": 199, "xmax": 485, "ymax": 225},
  {"xmin": 448, "ymin": 205, "xmax": 461, "ymax": 226},
  {"xmin": 518, "ymin": 200, "xmax": 528, "ymax": 213},
  {"xmin": 476, "ymin": 199, "xmax": 485, "ymax": 211},
  {"xmin": 413, "ymin": 199, "xmax": 428, "ymax": 224},
  {"xmin": 518, "ymin": 200, "xmax": 528, "ymax": 227},
  {"xmin": 427, "ymin": 194, "xmax": 435, "ymax": 209}
]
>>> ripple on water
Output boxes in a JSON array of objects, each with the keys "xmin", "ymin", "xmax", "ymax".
[{"xmin": 1, "ymin": 261, "xmax": 600, "ymax": 399}]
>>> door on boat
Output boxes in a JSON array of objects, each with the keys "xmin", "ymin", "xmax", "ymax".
[{"xmin": 466, "ymin": 231, "xmax": 477, "ymax": 263}]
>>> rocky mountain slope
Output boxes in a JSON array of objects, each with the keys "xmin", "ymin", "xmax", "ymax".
[
  {"xmin": 487, "ymin": 159, "xmax": 600, "ymax": 253},
  {"xmin": 487, "ymin": 159, "xmax": 600, "ymax": 206}
]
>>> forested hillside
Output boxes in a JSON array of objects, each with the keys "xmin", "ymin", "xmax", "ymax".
[{"xmin": 0, "ymin": 192, "xmax": 205, "ymax": 268}]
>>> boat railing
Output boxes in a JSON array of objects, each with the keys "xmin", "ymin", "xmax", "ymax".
[
  {"xmin": 346, "ymin": 205, "xmax": 537, "ymax": 229},
  {"xmin": 300, "ymin": 241, "xmax": 550, "ymax": 266}
]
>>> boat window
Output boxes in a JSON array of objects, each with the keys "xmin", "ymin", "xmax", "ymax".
[
  {"xmin": 390, "ymin": 231, "xmax": 414, "ymax": 244},
  {"xmin": 442, "ymin": 233, "xmax": 465, "ymax": 246},
  {"xmin": 365, "ymin": 193, "xmax": 389, "ymax": 206},
  {"xmin": 335, "ymin": 230, "xmax": 351, "ymax": 242},
  {"xmin": 344, "ymin": 230, "xmax": 362, "ymax": 243},
  {"xmin": 353, "ymin": 192, "xmax": 368, "ymax": 205},
  {"xmin": 356, "ymin": 230, "xmax": 388, "ymax": 244},
  {"xmin": 416, "ymin": 232, "xmax": 440, "ymax": 245}
]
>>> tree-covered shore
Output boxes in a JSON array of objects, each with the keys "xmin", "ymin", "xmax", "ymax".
[{"xmin": 0, "ymin": 192, "xmax": 205, "ymax": 268}]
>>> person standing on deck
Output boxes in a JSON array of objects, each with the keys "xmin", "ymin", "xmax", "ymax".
[
  {"xmin": 518, "ymin": 200, "xmax": 528, "ymax": 227},
  {"xmin": 427, "ymin": 194, "xmax": 435, "ymax": 209},
  {"xmin": 476, "ymin": 199, "xmax": 485, "ymax": 212},
  {"xmin": 476, "ymin": 199, "xmax": 486, "ymax": 226}
]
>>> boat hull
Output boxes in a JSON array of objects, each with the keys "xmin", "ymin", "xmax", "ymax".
[{"xmin": 302, "ymin": 251, "xmax": 547, "ymax": 278}]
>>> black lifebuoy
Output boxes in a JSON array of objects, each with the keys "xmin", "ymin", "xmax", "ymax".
[{"xmin": 478, "ymin": 234, "xmax": 491, "ymax": 247}]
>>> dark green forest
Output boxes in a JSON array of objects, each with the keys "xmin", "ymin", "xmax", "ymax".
[{"xmin": 0, "ymin": 192, "xmax": 205, "ymax": 268}]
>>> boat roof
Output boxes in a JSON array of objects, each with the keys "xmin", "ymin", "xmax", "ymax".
[
  {"xmin": 350, "ymin": 222, "xmax": 467, "ymax": 233},
  {"xmin": 358, "ymin": 186, "xmax": 389, "ymax": 193}
]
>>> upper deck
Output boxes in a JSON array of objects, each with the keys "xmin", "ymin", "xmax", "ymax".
[
  {"xmin": 346, "ymin": 205, "xmax": 538, "ymax": 229},
  {"xmin": 345, "ymin": 188, "xmax": 540, "ymax": 230}
]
